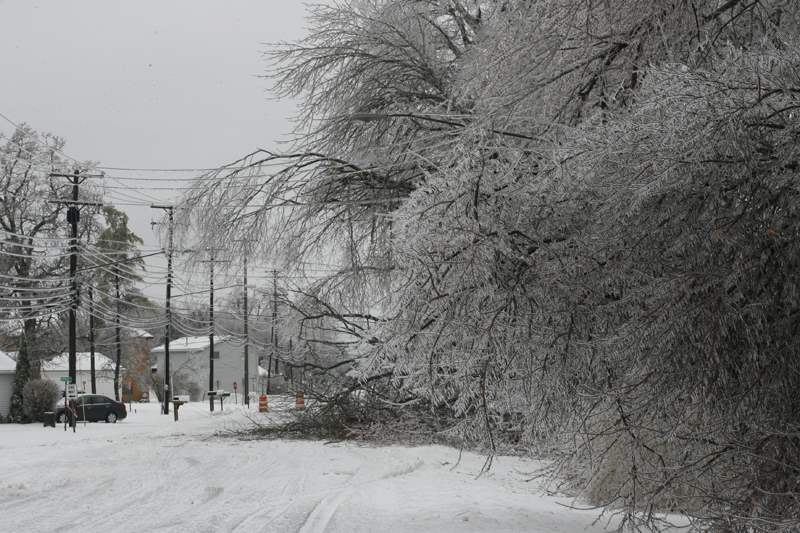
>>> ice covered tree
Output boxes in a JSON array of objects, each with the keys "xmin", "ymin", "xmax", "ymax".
[
  {"xmin": 91, "ymin": 207, "xmax": 146, "ymax": 400},
  {"xmin": 0, "ymin": 125, "xmax": 98, "ymax": 421},
  {"xmin": 181, "ymin": 1, "xmax": 800, "ymax": 529},
  {"xmin": 382, "ymin": 2, "xmax": 800, "ymax": 530}
]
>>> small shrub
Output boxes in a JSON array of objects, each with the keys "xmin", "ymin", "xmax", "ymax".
[{"xmin": 22, "ymin": 379, "xmax": 60, "ymax": 422}]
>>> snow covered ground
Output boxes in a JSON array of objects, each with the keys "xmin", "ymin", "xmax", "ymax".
[{"xmin": 0, "ymin": 399, "xmax": 662, "ymax": 533}]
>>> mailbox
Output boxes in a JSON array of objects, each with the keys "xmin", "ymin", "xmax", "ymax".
[
  {"xmin": 206, "ymin": 390, "xmax": 231, "ymax": 410},
  {"xmin": 171, "ymin": 398, "xmax": 187, "ymax": 421}
]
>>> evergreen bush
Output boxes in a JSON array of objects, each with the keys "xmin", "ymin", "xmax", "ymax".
[{"xmin": 21, "ymin": 379, "xmax": 60, "ymax": 422}]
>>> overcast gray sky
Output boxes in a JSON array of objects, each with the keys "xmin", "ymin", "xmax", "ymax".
[{"xmin": 0, "ymin": 0, "xmax": 310, "ymax": 301}]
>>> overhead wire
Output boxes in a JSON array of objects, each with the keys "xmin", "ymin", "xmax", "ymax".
[
  {"xmin": 96, "ymin": 165, "xmax": 222, "ymax": 172},
  {"xmin": 0, "ymin": 295, "xmax": 72, "ymax": 306},
  {"xmin": 0, "ymin": 230, "xmax": 74, "ymax": 244},
  {"xmin": 0, "ymin": 283, "xmax": 69, "ymax": 293},
  {"xmin": 1, "ymin": 109, "xmax": 403, "ymax": 338},
  {"xmin": 0, "ymin": 306, "xmax": 71, "ymax": 322}
]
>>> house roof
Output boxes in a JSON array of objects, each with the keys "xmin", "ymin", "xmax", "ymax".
[
  {"xmin": 42, "ymin": 352, "xmax": 115, "ymax": 372},
  {"xmin": 0, "ymin": 351, "xmax": 15, "ymax": 373},
  {"xmin": 124, "ymin": 327, "xmax": 154, "ymax": 339},
  {"xmin": 151, "ymin": 335, "xmax": 231, "ymax": 353}
]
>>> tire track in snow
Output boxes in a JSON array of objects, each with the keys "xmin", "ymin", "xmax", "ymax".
[
  {"xmin": 297, "ymin": 458, "xmax": 424, "ymax": 533},
  {"xmin": 228, "ymin": 474, "xmax": 305, "ymax": 532},
  {"xmin": 52, "ymin": 434, "xmax": 182, "ymax": 532}
]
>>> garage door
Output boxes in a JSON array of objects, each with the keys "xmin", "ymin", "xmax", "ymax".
[{"xmin": 0, "ymin": 374, "xmax": 13, "ymax": 417}]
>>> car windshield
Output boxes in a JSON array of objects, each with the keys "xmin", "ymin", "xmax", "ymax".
[{"xmin": 57, "ymin": 395, "xmax": 92, "ymax": 407}]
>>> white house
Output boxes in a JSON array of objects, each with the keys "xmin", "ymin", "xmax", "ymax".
[
  {"xmin": 0, "ymin": 351, "xmax": 15, "ymax": 418},
  {"xmin": 41, "ymin": 352, "xmax": 117, "ymax": 398},
  {"xmin": 151, "ymin": 336, "xmax": 258, "ymax": 401}
]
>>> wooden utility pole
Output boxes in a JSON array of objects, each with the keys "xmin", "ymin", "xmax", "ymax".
[
  {"xmin": 114, "ymin": 270, "xmax": 122, "ymax": 401},
  {"xmin": 242, "ymin": 255, "xmax": 250, "ymax": 407},
  {"xmin": 48, "ymin": 170, "xmax": 103, "ymax": 385},
  {"xmin": 83, "ymin": 223, "xmax": 97, "ymax": 395},
  {"xmin": 288, "ymin": 337, "xmax": 293, "ymax": 386},
  {"xmin": 267, "ymin": 270, "xmax": 279, "ymax": 394},
  {"xmin": 88, "ymin": 284, "xmax": 96, "ymax": 394},
  {"xmin": 151, "ymin": 204, "xmax": 175, "ymax": 414},
  {"xmin": 200, "ymin": 250, "xmax": 229, "ymax": 411},
  {"xmin": 273, "ymin": 270, "xmax": 279, "ymax": 376},
  {"xmin": 209, "ymin": 254, "xmax": 216, "ymax": 411},
  {"xmin": 68, "ymin": 172, "xmax": 79, "ymax": 386},
  {"xmin": 232, "ymin": 239, "xmax": 255, "ymax": 407}
]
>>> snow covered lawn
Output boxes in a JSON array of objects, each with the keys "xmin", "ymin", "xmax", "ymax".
[{"xmin": 1, "ymin": 399, "xmax": 633, "ymax": 532}]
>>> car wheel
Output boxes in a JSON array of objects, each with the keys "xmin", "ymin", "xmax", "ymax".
[
  {"xmin": 106, "ymin": 412, "xmax": 118, "ymax": 423},
  {"xmin": 57, "ymin": 412, "xmax": 67, "ymax": 424}
]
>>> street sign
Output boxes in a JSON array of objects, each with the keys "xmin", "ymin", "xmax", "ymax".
[
  {"xmin": 66, "ymin": 383, "xmax": 78, "ymax": 400},
  {"xmin": 60, "ymin": 376, "xmax": 72, "ymax": 383}
]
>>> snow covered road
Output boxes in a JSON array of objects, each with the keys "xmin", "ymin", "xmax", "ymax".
[{"xmin": 1, "ymin": 401, "xmax": 629, "ymax": 532}]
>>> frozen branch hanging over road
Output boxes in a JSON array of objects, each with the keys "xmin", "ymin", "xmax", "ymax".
[{"xmin": 176, "ymin": 2, "xmax": 800, "ymax": 530}]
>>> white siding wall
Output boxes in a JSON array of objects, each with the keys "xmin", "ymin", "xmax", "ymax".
[
  {"xmin": 42, "ymin": 370, "xmax": 117, "ymax": 398},
  {"xmin": 0, "ymin": 373, "xmax": 13, "ymax": 417},
  {"xmin": 155, "ymin": 340, "xmax": 257, "ymax": 401}
]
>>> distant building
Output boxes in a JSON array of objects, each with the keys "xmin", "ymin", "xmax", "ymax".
[
  {"xmin": 120, "ymin": 327, "xmax": 155, "ymax": 402},
  {"xmin": 41, "ymin": 352, "xmax": 117, "ymax": 398},
  {"xmin": 0, "ymin": 351, "xmax": 15, "ymax": 418},
  {"xmin": 151, "ymin": 336, "xmax": 258, "ymax": 402}
]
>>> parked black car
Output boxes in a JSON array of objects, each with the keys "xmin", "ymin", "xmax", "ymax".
[{"xmin": 56, "ymin": 394, "xmax": 127, "ymax": 423}]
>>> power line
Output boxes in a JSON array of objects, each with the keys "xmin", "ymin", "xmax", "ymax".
[
  {"xmin": 96, "ymin": 165, "xmax": 222, "ymax": 172},
  {"xmin": 0, "ymin": 110, "xmax": 85, "ymax": 166},
  {"xmin": 49, "ymin": 170, "xmax": 104, "ymax": 384}
]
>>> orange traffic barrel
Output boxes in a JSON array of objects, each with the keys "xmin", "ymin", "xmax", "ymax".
[
  {"xmin": 295, "ymin": 391, "xmax": 305, "ymax": 410},
  {"xmin": 259, "ymin": 394, "xmax": 269, "ymax": 412}
]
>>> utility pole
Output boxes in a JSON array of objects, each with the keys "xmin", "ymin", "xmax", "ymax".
[
  {"xmin": 49, "ymin": 170, "xmax": 103, "ymax": 384},
  {"xmin": 267, "ymin": 269, "xmax": 278, "ymax": 394},
  {"xmin": 233, "ymin": 239, "xmax": 255, "ymax": 407},
  {"xmin": 273, "ymin": 270, "xmax": 279, "ymax": 378},
  {"xmin": 88, "ymin": 284, "xmax": 96, "ymax": 394},
  {"xmin": 242, "ymin": 255, "xmax": 250, "ymax": 407},
  {"xmin": 87, "ymin": 221, "xmax": 96, "ymax": 394},
  {"xmin": 209, "ymin": 254, "xmax": 216, "ymax": 412},
  {"xmin": 68, "ymin": 172, "xmax": 79, "ymax": 387},
  {"xmin": 288, "ymin": 337, "xmax": 293, "ymax": 386},
  {"xmin": 114, "ymin": 270, "xmax": 122, "ymax": 401},
  {"xmin": 151, "ymin": 204, "xmax": 174, "ymax": 415},
  {"xmin": 200, "ymin": 250, "xmax": 229, "ymax": 411}
]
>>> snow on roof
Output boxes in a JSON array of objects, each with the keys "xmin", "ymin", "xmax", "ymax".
[
  {"xmin": 0, "ymin": 351, "xmax": 16, "ymax": 373},
  {"xmin": 124, "ymin": 327, "xmax": 154, "ymax": 339},
  {"xmin": 151, "ymin": 335, "xmax": 231, "ymax": 353},
  {"xmin": 42, "ymin": 353, "xmax": 115, "ymax": 372}
]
